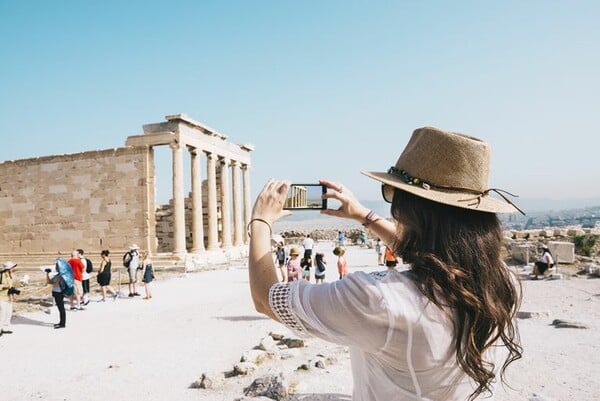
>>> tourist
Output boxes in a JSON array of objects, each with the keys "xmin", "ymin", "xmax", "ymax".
[
  {"xmin": 359, "ymin": 229, "xmax": 367, "ymax": 246},
  {"xmin": 45, "ymin": 264, "xmax": 66, "ymax": 329},
  {"xmin": 337, "ymin": 231, "xmax": 345, "ymax": 247},
  {"xmin": 300, "ymin": 256, "xmax": 312, "ymax": 281},
  {"xmin": 286, "ymin": 247, "xmax": 301, "ymax": 282},
  {"xmin": 248, "ymin": 126, "xmax": 524, "ymax": 401},
  {"xmin": 302, "ymin": 234, "xmax": 314, "ymax": 261},
  {"xmin": 384, "ymin": 245, "xmax": 399, "ymax": 270},
  {"xmin": 375, "ymin": 238, "xmax": 384, "ymax": 265},
  {"xmin": 141, "ymin": 251, "xmax": 155, "ymax": 300},
  {"xmin": 274, "ymin": 242, "xmax": 287, "ymax": 282},
  {"xmin": 77, "ymin": 249, "xmax": 91, "ymax": 306},
  {"xmin": 532, "ymin": 245, "xmax": 554, "ymax": 278},
  {"xmin": 123, "ymin": 244, "xmax": 141, "ymax": 297},
  {"xmin": 314, "ymin": 252, "xmax": 326, "ymax": 284},
  {"xmin": 97, "ymin": 250, "xmax": 118, "ymax": 301},
  {"xmin": 333, "ymin": 246, "xmax": 348, "ymax": 279},
  {"xmin": 0, "ymin": 261, "xmax": 17, "ymax": 335},
  {"xmin": 67, "ymin": 250, "xmax": 85, "ymax": 310}
]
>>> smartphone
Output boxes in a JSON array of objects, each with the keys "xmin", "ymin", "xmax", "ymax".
[{"xmin": 283, "ymin": 184, "xmax": 327, "ymax": 210}]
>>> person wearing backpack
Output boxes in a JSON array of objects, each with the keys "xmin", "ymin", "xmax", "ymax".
[
  {"xmin": 77, "ymin": 249, "xmax": 92, "ymax": 305},
  {"xmin": 123, "ymin": 244, "xmax": 141, "ymax": 297},
  {"xmin": 46, "ymin": 265, "xmax": 67, "ymax": 329}
]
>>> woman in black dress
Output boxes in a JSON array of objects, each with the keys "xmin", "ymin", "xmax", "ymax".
[{"xmin": 97, "ymin": 250, "xmax": 118, "ymax": 301}]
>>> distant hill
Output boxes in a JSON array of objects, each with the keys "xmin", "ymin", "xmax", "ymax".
[
  {"xmin": 517, "ymin": 198, "xmax": 600, "ymax": 213},
  {"xmin": 272, "ymin": 197, "xmax": 600, "ymax": 232}
]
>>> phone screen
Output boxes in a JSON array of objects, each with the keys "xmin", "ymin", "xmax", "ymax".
[{"xmin": 283, "ymin": 184, "xmax": 327, "ymax": 210}]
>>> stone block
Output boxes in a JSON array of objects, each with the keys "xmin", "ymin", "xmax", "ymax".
[
  {"xmin": 510, "ymin": 244, "xmax": 529, "ymax": 264},
  {"xmin": 547, "ymin": 241, "xmax": 575, "ymax": 263},
  {"xmin": 567, "ymin": 229, "xmax": 585, "ymax": 236}
]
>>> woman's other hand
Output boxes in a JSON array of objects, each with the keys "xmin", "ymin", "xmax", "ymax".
[
  {"xmin": 251, "ymin": 179, "xmax": 292, "ymax": 225},
  {"xmin": 320, "ymin": 179, "xmax": 370, "ymax": 222}
]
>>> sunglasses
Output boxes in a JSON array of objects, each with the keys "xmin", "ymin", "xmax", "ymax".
[{"xmin": 381, "ymin": 184, "xmax": 395, "ymax": 203}]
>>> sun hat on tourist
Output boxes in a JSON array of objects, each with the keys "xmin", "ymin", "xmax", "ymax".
[
  {"xmin": 333, "ymin": 246, "xmax": 345, "ymax": 256},
  {"xmin": 129, "ymin": 244, "xmax": 140, "ymax": 250},
  {"xmin": 0, "ymin": 261, "xmax": 17, "ymax": 272},
  {"xmin": 289, "ymin": 247, "xmax": 300, "ymax": 256},
  {"xmin": 362, "ymin": 127, "xmax": 523, "ymax": 214}
]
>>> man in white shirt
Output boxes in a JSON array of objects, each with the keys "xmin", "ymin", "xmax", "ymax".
[
  {"xmin": 77, "ymin": 249, "xmax": 91, "ymax": 305},
  {"xmin": 302, "ymin": 234, "xmax": 314, "ymax": 261}
]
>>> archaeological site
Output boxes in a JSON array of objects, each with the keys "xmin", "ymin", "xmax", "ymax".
[{"xmin": 0, "ymin": 114, "xmax": 253, "ymax": 269}]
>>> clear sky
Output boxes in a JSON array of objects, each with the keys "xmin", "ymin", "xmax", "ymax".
[{"xmin": 1, "ymin": 1, "xmax": 599, "ymax": 208}]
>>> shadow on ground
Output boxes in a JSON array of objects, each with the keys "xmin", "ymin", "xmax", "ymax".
[
  {"xmin": 215, "ymin": 315, "xmax": 270, "ymax": 322},
  {"xmin": 12, "ymin": 315, "xmax": 53, "ymax": 327},
  {"xmin": 290, "ymin": 393, "xmax": 351, "ymax": 401}
]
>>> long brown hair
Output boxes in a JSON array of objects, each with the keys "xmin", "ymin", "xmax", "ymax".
[{"xmin": 391, "ymin": 190, "xmax": 522, "ymax": 400}]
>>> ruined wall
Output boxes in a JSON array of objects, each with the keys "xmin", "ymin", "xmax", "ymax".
[
  {"xmin": 155, "ymin": 180, "xmax": 222, "ymax": 253},
  {"xmin": 0, "ymin": 146, "xmax": 155, "ymax": 257}
]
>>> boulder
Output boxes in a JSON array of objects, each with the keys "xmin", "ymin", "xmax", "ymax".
[
  {"xmin": 551, "ymin": 319, "xmax": 589, "ymax": 329},
  {"xmin": 190, "ymin": 373, "xmax": 217, "ymax": 389},
  {"xmin": 233, "ymin": 362, "xmax": 257, "ymax": 376},
  {"xmin": 243, "ymin": 374, "xmax": 288, "ymax": 401},
  {"xmin": 281, "ymin": 338, "xmax": 305, "ymax": 349},
  {"xmin": 241, "ymin": 349, "xmax": 269, "ymax": 364},
  {"xmin": 548, "ymin": 241, "xmax": 575, "ymax": 263},
  {"xmin": 258, "ymin": 335, "xmax": 279, "ymax": 352},
  {"xmin": 279, "ymin": 349, "xmax": 301, "ymax": 360}
]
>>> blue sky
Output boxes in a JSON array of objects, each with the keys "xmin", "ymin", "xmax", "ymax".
[{"xmin": 1, "ymin": 1, "xmax": 599, "ymax": 209}]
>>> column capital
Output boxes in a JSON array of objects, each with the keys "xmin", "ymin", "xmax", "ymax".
[
  {"xmin": 189, "ymin": 146, "xmax": 203, "ymax": 157},
  {"xmin": 205, "ymin": 151, "xmax": 216, "ymax": 160},
  {"xmin": 169, "ymin": 141, "xmax": 183, "ymax": 150}
]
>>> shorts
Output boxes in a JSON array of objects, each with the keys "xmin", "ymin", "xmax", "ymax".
[
  {"xmin": 128, "ymin": 267, "xmax": 138, "ymax": 283},
  {"xmin": 73, "ymin": 280, "xmax": 83, "ymax": 296}
]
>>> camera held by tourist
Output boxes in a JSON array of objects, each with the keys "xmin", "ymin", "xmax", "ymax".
[{"xmin": 248, "ymin": 126, "xmax": 524, "ymax": 401}]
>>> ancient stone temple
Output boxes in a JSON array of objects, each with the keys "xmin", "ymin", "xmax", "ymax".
[{"xmin": 0, "ymin": 114, "xmax": 253, "ymax": 269}]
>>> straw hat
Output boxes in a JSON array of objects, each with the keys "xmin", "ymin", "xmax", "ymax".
[
  {"xmin": 289, "ymin": 247, "xmax": 300, "ymax": 256},
  {"xmin": 362, "ymin": 127, "xmax": 523, "ymax": 214},
  {"xmin": 0, "ymin": 261, "xmax": 17, "ymax": 273},
  {"xmin": 129, "ymin": 244, "xmax": 140, "ymax": 250},
  {"xmin": 333, "ymin": 246, "xmax": 345, "ymax": 256}
]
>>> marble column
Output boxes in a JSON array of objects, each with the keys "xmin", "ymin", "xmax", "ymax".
[
  {"xmin": 219, "ymin": 157, "xmax": 233, "ymax": 248},
  {"xmin": 190, "ymin": 148, "xmax": 205, "ymax": 252},
  {"xmin": 206, "ymin": 152, "xmax": 219, "ymax": 250},
  {"xmin": 231, "ymin": 160, "xmax": 243, "ymax": 246},
  {"xmin": 170, "ymin": 141, "xmax": 186, "ymax": 256},
  {"xmin": 242, "ymin": 164, "xmax": 251, "ymax": 244}
]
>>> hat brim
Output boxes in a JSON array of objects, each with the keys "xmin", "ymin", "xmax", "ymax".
[
  {"xmin": 362, "ymin": 171, "xmax": 519, "ymax": 214},
  {"xmin": 0, "ymin": 263, "xmax": 17, "ymax": 272}
]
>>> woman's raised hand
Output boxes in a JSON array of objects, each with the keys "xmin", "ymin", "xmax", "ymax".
[
  {"xmin": 251, "ymin": 179, "xmax": 292, "ymax": 225},
  {"xmin": 320, "ymin": 179, "xmax": 370, "ymax": 222}
]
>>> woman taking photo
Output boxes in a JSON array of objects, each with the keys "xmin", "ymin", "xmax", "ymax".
[{"xmin": 248, "ymin": 127, "xmax": 523, "ymax": 400}]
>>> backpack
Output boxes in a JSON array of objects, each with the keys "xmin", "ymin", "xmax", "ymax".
[
  {"xmin": 123, "ymin": 251, "xmax": 132, "ymax": 268},
  {"xmin": 85, "ymin": 258, "xmax": 93, "ymax": 274}
]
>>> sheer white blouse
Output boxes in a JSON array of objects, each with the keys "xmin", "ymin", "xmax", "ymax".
[{"xmin": 269, "ymin": 270, "xmax": 504, "ymax": 401}]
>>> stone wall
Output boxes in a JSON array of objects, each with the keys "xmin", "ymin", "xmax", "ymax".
[
  {"xmin": 155, "ymin": 180, "xmax": 222, "ymax": 253},
  {"xmin": 0, "ymin": 146, "xmax": 154, "ymax": 258}
]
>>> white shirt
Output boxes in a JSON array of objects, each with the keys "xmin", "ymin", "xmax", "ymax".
[
  {"xmin": 302, "ymin": 237, "xmax": 314, "ymax": 251},
  {"xmin": 80, "ymin": 257, "xmax": 91, "ymax": 280},
  {"xmin": 129, "ymin": 250, "xmax": 140, "ymax": 270},
  {"xmin": 269, "ymin": 270, "xmax": 505, "ymax": 401}
]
